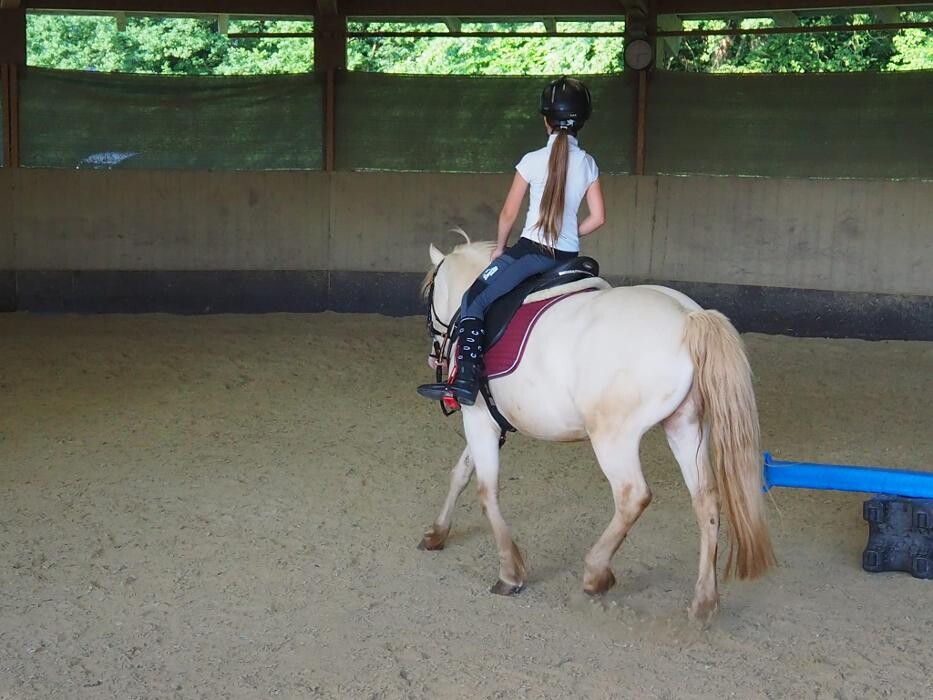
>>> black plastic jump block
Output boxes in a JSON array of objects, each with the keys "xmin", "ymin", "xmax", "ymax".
[{"xmin": 862, "ymin": 496, "xmax": 933, "ymax": 579}]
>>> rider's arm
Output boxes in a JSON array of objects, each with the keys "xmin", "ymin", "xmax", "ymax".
[
  {"xmin": 578, "ymin": 178, "xmax": 605, "ymax": 237},
  {"xmin": 493, "ymin": 173, "xmax": 530, "ymax": 259}
]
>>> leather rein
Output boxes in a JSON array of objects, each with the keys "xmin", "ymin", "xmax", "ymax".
[
  {"xmin": 424, "ymin": 260, "xmax": 461, "ymax": 416},
  {"xmin": 423, "ymin": 261, "xmax": 515, "ymax": 444}
]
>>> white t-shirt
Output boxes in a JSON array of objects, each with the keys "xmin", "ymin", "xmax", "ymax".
[{"xmin": 515, "ymin": 133, "xmax": 600, "ymax": 253}]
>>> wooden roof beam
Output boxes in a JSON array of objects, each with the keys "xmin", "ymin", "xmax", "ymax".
[
  {"xmin": 657, "ymin": 0, "xmax": 921, "ymax": 14},
  {"xmin": 26, "ymin": 1, "xmax": 306, "ymax": 13},
  {"xmin": 21, "ymin": 0, "xmax": 930, "ymax": 18}
]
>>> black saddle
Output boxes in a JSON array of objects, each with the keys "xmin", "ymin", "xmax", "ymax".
[{"xmin": 484, "ymin": 257, "xmax": 600, "ymax": 348}]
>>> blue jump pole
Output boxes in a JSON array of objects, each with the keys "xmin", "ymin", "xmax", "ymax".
[{"xmin": 763, "ymin": 453, "xmax": 933, "ymax": 499}]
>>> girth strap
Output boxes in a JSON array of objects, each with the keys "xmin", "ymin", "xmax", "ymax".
[{"xmin": 479, "ymin": 379, "xmax": 516, "ymax": 448}]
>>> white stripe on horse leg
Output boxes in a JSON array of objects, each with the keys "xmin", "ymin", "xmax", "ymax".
[
  {"xmin": 420, "ymin": 446, "xmax": 474, "ymax": 551},
  {"xmin": 464, "ymin": 408, "xmax": 526, "ymax": 595},
  {"xmin": 583, "ymin": 430, "xmax": 651, "ymax": 596},
  {"xmin": 663, "ymin": 394, "xmax": 720, "ymax": 624}
]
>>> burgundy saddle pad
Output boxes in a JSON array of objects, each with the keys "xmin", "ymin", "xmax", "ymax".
[{"xmin": 484, "ymin": 291, "xmax": 592, "ymax": 379}]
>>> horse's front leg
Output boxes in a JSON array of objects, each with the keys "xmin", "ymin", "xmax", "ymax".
[
  {"xmin": 419, "ymin": 446, "xmax": 474, "ymax": 551},
  {"xmin": 463, "ymin": 407, "xmax": 526, "ymax": 596}
]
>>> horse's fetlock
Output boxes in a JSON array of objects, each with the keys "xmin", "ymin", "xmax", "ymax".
[{"xmin": 638, "ymin": 488, "xmax": 653, "ymax": 510}]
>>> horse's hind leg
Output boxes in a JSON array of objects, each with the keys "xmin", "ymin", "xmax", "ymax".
[
  {"xmin": 663, "ymin": 393, "xmax": 720, "ymax": 624},
  {"xmin": 583, "ymin": 429, "xmax": 651, "ymax": 596},
  {"xmin": 419, "ymin": 446, "xmax": 474, "ymax": 551}
]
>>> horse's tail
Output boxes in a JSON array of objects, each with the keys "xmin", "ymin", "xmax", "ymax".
[{"xmin": 684, "ymin": 310, "xmax": 775, "ymax": 580}]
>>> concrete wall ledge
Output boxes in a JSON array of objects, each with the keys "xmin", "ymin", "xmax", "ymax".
[{"xmin": 4, "ymin": 269, "xmax": 930, "ymax": 341}]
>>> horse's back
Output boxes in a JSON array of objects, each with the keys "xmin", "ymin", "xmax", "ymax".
[
  {"xmin": 494, "ymin": 285, "xmax": 696, "ymax": 438},
  {"xmin": 579, "ymin": 285, "xmax": 698, "ymax": 340},
  {"xmin": 632, "ymin": 284, "xmax": 703, "ymax": 312}
]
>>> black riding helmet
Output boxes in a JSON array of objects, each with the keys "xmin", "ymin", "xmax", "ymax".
[{"xmin": 539, "ymin": 76, "xmax": 592, "ymax": 132}]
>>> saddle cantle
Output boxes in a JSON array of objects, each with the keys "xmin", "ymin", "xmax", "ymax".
[{"xmin": 484, "ymin": 256, "xmax": 600, "ymax": 348}]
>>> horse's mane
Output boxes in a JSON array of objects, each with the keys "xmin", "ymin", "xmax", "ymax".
[{"xmin": 420, "ymin": 234, "xmax": 496, "ymax": 300}]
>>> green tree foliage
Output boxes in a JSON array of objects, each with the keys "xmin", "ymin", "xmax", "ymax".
[
  {"xmin": 25, "ymin": 13, "xmax": 932, "ymax": 76},
  {"xmin": 664, "ymin": 16, "xmax": 901, "ymax": 73},
  {"xmin": 26, "ymin": 15, "xmax": 313, "ymax": 74},
  {"xmin": 889, "ymin": 12, "xmax": 933, "ymax": 70},
  {"xmin": 347, "ymin": 22, "xmax": 625, "ymax": 74}
]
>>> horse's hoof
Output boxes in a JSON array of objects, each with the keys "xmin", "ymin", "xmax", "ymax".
[
  {"xmin": 418, "ymin": 526, "xmax": 449, "ymax": 551},
  {"xmin": 490, "ymin": 580, "xmax": 525, "ymax": 596},
  {"xmin": 583, "ymin": 569, "xmax": 616, "ymax": 596},
  {"xmin": 688, "ymin": 597, "xmax": 720, "ymax": 627}
]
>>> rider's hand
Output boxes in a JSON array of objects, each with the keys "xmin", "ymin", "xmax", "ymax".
[{"xmin": 490, "ymin": 247, "xmax": 505, "ymax": 262}]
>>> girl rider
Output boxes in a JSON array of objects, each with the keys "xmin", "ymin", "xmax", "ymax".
[{"xmin": 422, "ymin": 76, "xmax": 606, "ymax": 406}]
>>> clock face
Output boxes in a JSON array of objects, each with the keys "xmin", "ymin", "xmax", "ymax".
[{"xmin": 625, "ymin": 39, "xmax": 653, "ymax": 71}]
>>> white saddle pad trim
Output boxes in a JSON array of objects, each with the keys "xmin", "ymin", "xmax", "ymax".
[{"xmin": 523, "ymin": 277, "xmax": 610, "ymax": 304}]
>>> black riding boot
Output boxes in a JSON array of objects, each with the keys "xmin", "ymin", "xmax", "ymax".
[
  {"xmin": 417, "ymin": 317, "xmax": 486, "ymax": 406},
  {"xmin": 447, "ymin": 317, "xmax": 485, "ymax": 406}
]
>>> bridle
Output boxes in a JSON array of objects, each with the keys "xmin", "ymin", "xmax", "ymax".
[{"xmin": 424, "ymin": 260, "xmax": 461, "ymax": 415}]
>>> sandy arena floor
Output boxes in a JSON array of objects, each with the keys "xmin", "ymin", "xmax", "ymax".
[{"xmin": 0, "ymin": 312, "xmax": 931, "ymax": 699}]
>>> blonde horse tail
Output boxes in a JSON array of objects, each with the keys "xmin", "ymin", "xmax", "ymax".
[{"xmin": 684, "ymin": 310, "xmax": 775, "ymax": 580}]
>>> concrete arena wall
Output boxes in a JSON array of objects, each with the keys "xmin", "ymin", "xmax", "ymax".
[{"xmin": 0, "ymin": 169, "xmax": 930, "ymax": 338}]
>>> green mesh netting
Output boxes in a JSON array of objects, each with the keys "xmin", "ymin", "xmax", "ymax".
[
  {"xmin": 335, "ymin": 72, "xmax": 635, "ymax": 174},
  {"xmin": 14, "ymin": 67, "xmax": 932, "ymax": 178},
  {"xmin": 20, "ymin": 68, "xmax": 323, "ymax": 170},
  {"xmin": 647, "ymin": 70, "xmax": 933, "ymax": 179}
]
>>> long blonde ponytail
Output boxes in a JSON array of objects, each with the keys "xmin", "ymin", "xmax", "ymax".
[{"xmin": 534, "ymin": 129, "xmax": 570, "ymax": 248}]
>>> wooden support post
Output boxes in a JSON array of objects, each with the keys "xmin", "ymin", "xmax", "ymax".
[
  {"xmin": 635, "ymin": 69, "xmax": 647, "ymax": 176},
  {"xmin": 1, "ymin": 64, "xmax": 10, "ymax": 166},
  {"xmin": 11, "ymin": 63, "xmax": 18, "ymax": 167},
  {"xmin": 325, "ymin": 67, "xmax": 336, "ymax": 172},
  {"xmin": 1, "ymin": 5, "xmax": 25, "ymax": 168},
  {"xmin": 315, "ymin": 13, "xmax": 346, "ymax": 173},
  {"xmin": 623, "ymin": 1, "xmax": 653, "ymax": 175},
  {"xmin": 9, "ymin": 64, "xmax": 19, "ymax": 167}
]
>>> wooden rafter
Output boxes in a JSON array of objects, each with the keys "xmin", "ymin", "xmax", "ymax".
[
  {"xmin": 19, "ymin": 0, "xmax": 933, "ymax": 19},
  {"xmin": 657, "ymin": 18, "xmax": 931, "ymax": 35},
  {"xmin": 657, "ymin": 0, "xmax": 927, "ymax": 15}
]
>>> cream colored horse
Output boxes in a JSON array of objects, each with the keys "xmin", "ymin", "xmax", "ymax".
[{"xmin": 419, "ymin": 237, "xmax": 774, "ymax": 623}]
